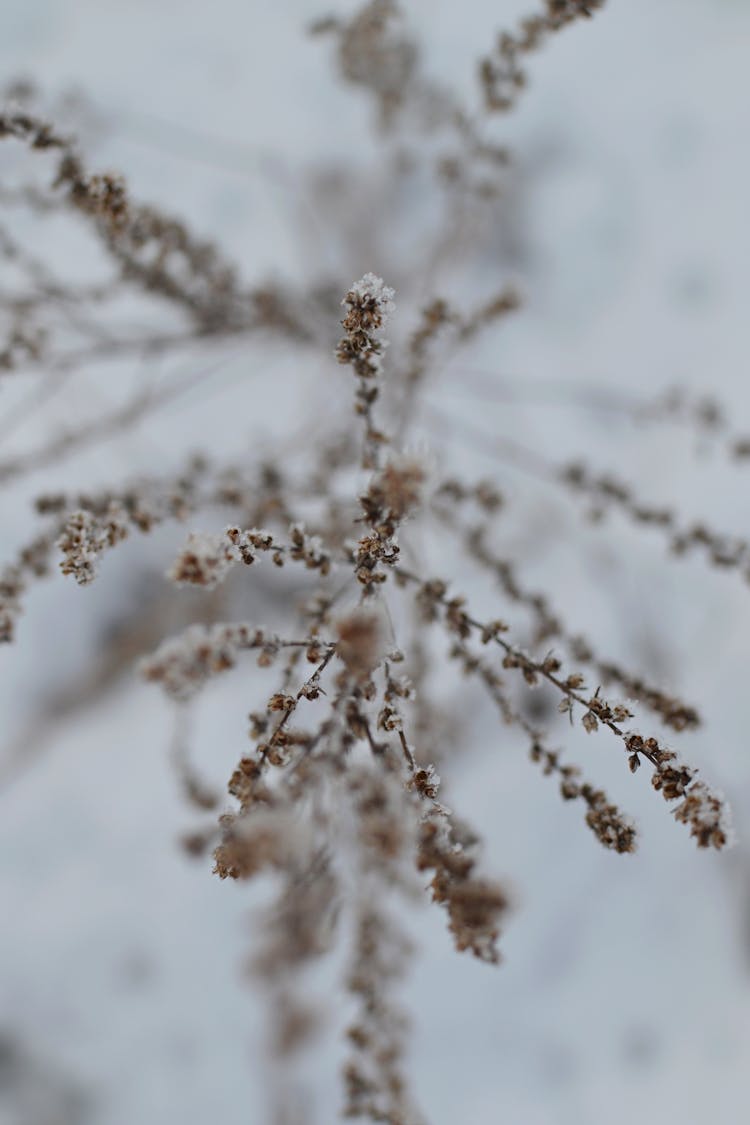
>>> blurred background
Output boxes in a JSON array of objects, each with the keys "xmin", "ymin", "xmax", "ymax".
[{"xmin": 1, "ymin": 1, "xmax": 750, "ymax": 1122}]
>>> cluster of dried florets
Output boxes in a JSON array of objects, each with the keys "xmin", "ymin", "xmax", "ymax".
[
  {"xmin": 343, "ymin": 902, "xmax": 417, "ymax": 1123},
  {"xmin": 0, "ymin": 104, "xmax": 238, "ymax": 331},
  {"xmin": 434, "ymin": 509, "xmax": 700, "ymax": 733},
  {"xmin": 672, "ymin": 781, "xmax": 731, "ymax": 850},
  {"xmin": 352, "ymin": 456, "xmax": 425, "ymax": 594},
  {"xmin": 560, "ymin": 461, "xmax": 750, "ymax": 581},
  {"xmin": 0, "ymin": 458, "xmax": 313, "ymax": 644},
  {"xmin": 57, "ymin": 505, "xmax": 129, "ymax": 585},
  {"xmin": 337, "ymin": 272, "xmax": 396, "ymax": 469},
  {"xmin": 337, "ymin": 272, "xmax": 395, "ymax": 371},
  {"xmin": 139, "ymin": 624, "xmax": 308, "ymax": 702},
  {"xmin": 0, "ymin": 532, "xmax": 50, "ymax": 642},
  {"xmin": 480, "ymin": 1, "xmax": 605, "ymax": 113},
  {"xmin": 400, "ymin": 557, "xmax": 730, "ymax": 854},
  {"xmin": 0, "ymin": 90, "xmax": 326, "ymax": 423},
  {"xmin": 312, "ymin": 0, "xmax": 418, "ymax": 129},
  {"xmin": 1, "ymin": 252, "xmax": 735, "ymax": 1121},
  {"xmin": 628, "ymin": 738, "xmax": 733, "ymax": 849},
  {"xmin": 166, "ymin": 531, "xmax": 238, "ymax": 589},
  {"xmin": 192, "ymin": 580, "xmax": 507, "ymax": 1120},
  {"xmin": 449, "ymin": 638, "xmax": 637, "ymax": 854},
  {"xmin": 166, "ymin": 524, "xmax": 333, "ymax": 590},
  {"xmin": 417, "ymin": 810, "xmax": 510, "ymax": 964},
  {"xmin": 0, "ymin": 3, "xmax": 742, "ymax": 1120}
]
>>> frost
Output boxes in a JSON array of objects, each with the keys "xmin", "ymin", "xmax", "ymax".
[
  {"xmin": 344, "ymin": 273, "xmax": 396, "ymax": 329},
  {"xmin": 166, "ymin": 530, "xmax": 237, "ymax": 588}
]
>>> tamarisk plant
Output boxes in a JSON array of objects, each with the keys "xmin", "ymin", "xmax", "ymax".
[{"xmin": 0, "ymin": 2, "xmax": 740, "ymax": 1122}]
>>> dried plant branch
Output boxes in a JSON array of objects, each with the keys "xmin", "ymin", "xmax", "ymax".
[{"xmin": 0, "ymin": 4, "xmax": 742, "ymax": 1119}]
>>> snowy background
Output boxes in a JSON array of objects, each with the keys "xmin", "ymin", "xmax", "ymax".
[{"xmin": 1, "ymin": 1, "xmax": 750, "ymax": 1122}]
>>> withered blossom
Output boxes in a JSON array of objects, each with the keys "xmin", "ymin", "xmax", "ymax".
[{"xmin": 0, "ymin": 3, "xmax": 742, "ymax": 1120}]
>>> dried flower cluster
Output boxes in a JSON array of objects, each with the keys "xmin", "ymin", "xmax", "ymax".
[
  {"xmin": 479, "ymin": 2, "xmax": 604, "ymax": 113},
  {"xmin": 336, "ymin": 271, "xmax": 396, "ymax": 469},
  {"xmin": 0, "ymin": 2, "xmax": 741, "ymax": 1121}
]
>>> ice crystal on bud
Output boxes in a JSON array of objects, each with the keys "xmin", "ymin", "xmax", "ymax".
[
  {"xmin": 57, "ymin": 504, "xmax": 128, "ymax": 585},
  {"xmin": 343, "ymin": 273, "xmax": 396, "ymax": 332},
  {"xmin": 140, "ymin": 623, "xmax": 244, "ymax": 700},
  {"xmin": 410, "ymin": 763, "xmax": 441, "ymax": 800},
  {"xmin": 139, "ymin": 623, "xmax": 277, "ymax": 700},
  {"xmin": 167, "ymin": 531, "xmax": 237, "ymax": 588},
  {"xmin": 673, "ymin": 781, "xmax": 735, "ymax": 850}
]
